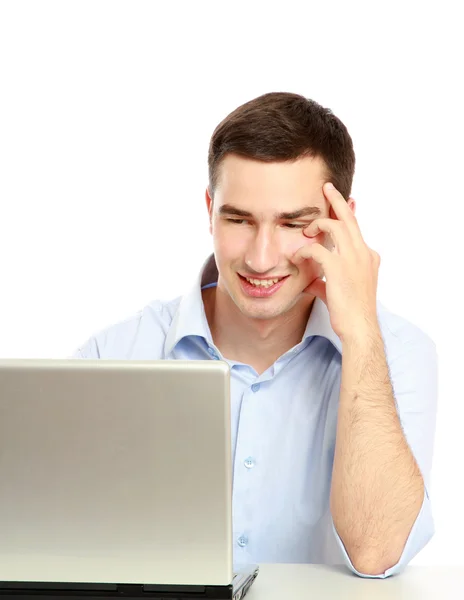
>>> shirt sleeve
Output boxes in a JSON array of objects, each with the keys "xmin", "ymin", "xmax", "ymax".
[
  {"xmin": 330, "ymin": 325, "xmax": 438, "ymax": 578},
  {"xmin": 68, "ymin": 336, "xmax": 101, "ymax": 359}
]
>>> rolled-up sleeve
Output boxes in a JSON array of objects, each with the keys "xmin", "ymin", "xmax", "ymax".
[{"xmin": 331, "ymin": 326, "xmax": 438, "ymax": 578}]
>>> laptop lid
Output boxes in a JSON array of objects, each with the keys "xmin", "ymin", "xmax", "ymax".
[{"xmin": 0, "ymin": 359, "xmax": 233, "ymax": 587}]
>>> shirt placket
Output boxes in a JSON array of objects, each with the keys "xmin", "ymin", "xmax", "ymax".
[{"xmin": 232, "ymin": 377, "xmax": 265, "ymax": 563}]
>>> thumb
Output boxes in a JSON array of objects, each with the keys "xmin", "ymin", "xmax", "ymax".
[{"xmin": 304, "ymin": 277, "xmax": 327, "ymax": 306}]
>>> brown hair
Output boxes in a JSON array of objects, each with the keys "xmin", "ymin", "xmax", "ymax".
[{"xmin": 208, "ymin": 91, "xmax": 355, "ymax": 202}]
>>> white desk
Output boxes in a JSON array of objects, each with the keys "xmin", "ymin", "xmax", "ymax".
[{"xmin": 246, "ymin": 564, "xmax": 464, "ymax": 599}]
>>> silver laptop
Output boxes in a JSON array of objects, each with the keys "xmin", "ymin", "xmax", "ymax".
[{"xmin": 0, "ymin": 359, "xmax": 259, "ymax": 600}]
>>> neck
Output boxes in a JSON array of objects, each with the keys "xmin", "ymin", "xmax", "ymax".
[{"xmin": 203, "ymin": 284, "xmax": 315, "ymax": 373}]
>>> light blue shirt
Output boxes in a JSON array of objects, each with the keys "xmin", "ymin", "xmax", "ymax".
[{"xmin": 73, "ymin": 254, "xmax": 437, "ymax": 579}]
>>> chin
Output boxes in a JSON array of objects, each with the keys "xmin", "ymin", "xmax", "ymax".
[
  {"xmin": 239, "ymin": 305, "xmax": 287, "ymax": 320},
  {"xmin": 220, "ymin": 272, "xmax": 306, "ymax": 319},
  {"xmin": 236, "ymin": 294, "xmax": 302, "ymax": 321}
]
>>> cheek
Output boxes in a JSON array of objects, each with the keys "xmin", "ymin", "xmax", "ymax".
[{"xmin": 282, "ymin": 232, "xmax": 324, "ymax": 257}]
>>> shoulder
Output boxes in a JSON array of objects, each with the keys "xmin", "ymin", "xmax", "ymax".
[
  {"xmin": 72, "ymin": 296, "xmax": 181, "ymax": 359},
  {"xmin": 376, "ymin": 300, "xmax": 437, "ymax": 367}
]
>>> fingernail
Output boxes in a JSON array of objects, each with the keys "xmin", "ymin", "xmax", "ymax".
[{"xmin": 325, "ymin": 182, "xmax": 335, "ymax": 189}]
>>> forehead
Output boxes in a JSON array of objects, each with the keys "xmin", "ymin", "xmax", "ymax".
[
  {"xmin": 218, "ymin": 154, "xmax": 327, "ymax": 191},
  {"xmin": 215, "ymin": 154, "xmax": 329, "ymax": 215}
]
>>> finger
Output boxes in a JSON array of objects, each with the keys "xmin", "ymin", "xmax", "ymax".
[
  {"xmin": 323, "ymin": 182, "xmax": 354, "ymax": 220},
  {"xmin": 291, "ymin": 242, "xmax": 332, "ymax": 269},
  {"xmin": 303, "ymin": 218, "xmax": 348, "ymax": 252},
  {"xmin": 323, "ymin": 183, "xmax": 363, "ymax": 241}
]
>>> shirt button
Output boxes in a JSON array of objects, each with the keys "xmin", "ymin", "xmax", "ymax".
[
  {"xmin": 207, "ymin": 347, "xmax": 218, "ymax": 359},
  {"xmin": 244, "ymin": 457, "xmax": 255, "ymax": 469},
  {"xmin": 251, "ymin": 383, "xmax": 260, "ymax": 393},
  {"xmin": 237, "ymin": 535, "xmax": 248, "ymax": 548}
]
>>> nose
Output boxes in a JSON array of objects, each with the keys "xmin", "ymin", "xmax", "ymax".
[{"xmin": 244, "ymin": 226, "xmax": 280, "ymax": 274}]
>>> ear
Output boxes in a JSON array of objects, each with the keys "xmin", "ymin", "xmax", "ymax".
[
  {"xmin": 205, "ymin": 187, "xmax": 213, "ymax": 234},
  {"xmin": 348, "ymin": 196, "xmax": 356, "ymax": 216}
]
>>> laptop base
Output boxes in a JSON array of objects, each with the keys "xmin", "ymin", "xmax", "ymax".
[{"xmin": 0, "ymin": 581, "xmax": 234, "ymax": 600}]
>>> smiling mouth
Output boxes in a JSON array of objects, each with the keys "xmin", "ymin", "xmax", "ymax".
[{"xmin": 239, "ymin": 274, "xmax": 289, "ymax": 288}]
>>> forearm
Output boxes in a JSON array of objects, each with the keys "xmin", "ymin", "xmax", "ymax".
[{"xmin": 330, "ymin": 325, "xmax": 424, "ymax": 575}]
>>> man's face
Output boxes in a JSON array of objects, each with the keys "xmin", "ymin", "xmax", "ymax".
[{"xmin": 206, "ymin": 154, "xmax": 350, "ymax": 321}]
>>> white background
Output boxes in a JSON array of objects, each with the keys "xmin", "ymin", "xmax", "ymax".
[{"xmin": 0, "ymin": 0, "xmax": 462, "ymax": 565}]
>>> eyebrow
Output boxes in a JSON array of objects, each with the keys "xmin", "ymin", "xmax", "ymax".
[{"xmin": 218, "ymin": 203, "xmax": 322, "ymax": 220}]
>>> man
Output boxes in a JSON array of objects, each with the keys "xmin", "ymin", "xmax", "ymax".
[{"xmin": 73, "ymin": 92, "xmax": 437, "ymax": 579}]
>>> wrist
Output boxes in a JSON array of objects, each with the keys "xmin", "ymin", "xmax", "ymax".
[{"xmin": 339, "ymin": 320, "xmax": 382, "ymax": 347}]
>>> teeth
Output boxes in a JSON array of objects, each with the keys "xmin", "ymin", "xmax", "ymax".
[{"xmin": 245, "ymin": 277, "xmax": 281, "ymax": 288}]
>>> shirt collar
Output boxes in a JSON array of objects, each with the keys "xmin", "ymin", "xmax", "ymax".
[
  {"xmin": 164, "ymin": 254, "xmax": 342, "ymax": 357},
  {"xmin": 164, "ymin": 255, "xmax": 216, "ymax": 357}
]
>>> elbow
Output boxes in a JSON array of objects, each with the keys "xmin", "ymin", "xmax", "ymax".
[{"xmin": 351, "ymin": 552, "xmax": 397, "ymax": 576}]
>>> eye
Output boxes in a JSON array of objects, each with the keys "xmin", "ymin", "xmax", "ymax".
[
  {"xmin": 282, "ymin": 223, "xmax": 307, "ymax": 229},
  {"xmin": 225, "ymin": 219, "xmax": 309, "ymax": 229},
  {"xmin": 226, "ymin": 218, "xmax": 250, "ymax": 225}
]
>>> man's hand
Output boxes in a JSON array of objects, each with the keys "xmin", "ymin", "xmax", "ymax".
[{"xmin": 291, "ymin": 182, "xmax": 381, "ymax": 342}]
